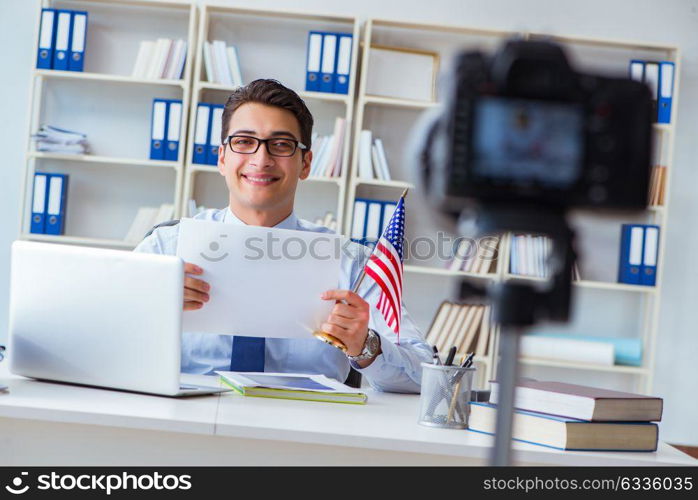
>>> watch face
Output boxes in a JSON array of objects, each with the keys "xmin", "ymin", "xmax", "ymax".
[{"xmin": 366, "ymin": 331, "xmax": 380, "ymax": 355}]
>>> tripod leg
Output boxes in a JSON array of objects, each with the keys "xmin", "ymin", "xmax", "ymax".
[{"xmin": 490, "ymin": 327, "xmax": 522, "ymax": 466}]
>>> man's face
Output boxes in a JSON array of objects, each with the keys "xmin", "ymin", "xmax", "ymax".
[{"xmin": 218, "ymin": 102, "xmax": 311, "ymax": 214}]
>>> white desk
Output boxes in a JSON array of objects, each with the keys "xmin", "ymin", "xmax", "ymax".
[{"xmin": 0, "ymin": 367, "xmax": 695, "ymax": 466}]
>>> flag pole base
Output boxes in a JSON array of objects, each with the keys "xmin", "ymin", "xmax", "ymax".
[{"xmin": 313, "ymin": 331, "xmax": 348, "ymax": 353}]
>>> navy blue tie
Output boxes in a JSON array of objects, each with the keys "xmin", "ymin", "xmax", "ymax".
[{"xmin": 230, "ymin": 336, "xmax": 265, "ymax": 372}]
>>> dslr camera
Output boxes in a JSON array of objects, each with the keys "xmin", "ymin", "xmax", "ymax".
[{"xmin": 419, "ymin": 39, "xmax": 653, "ymax": 217}]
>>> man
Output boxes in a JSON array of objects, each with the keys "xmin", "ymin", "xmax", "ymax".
[{"xmin": 136, "ymin": 79, "xmax": 432, "ymax": 393}]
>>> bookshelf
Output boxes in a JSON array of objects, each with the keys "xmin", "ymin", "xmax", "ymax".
[
  {"xmin": 348, "ymin": 18, "xmax": 679, "ymax": 394},
  {"xmin": 17, "ymin": 3, "xmax": 679, "ymax": 395},
  {"xmin": 180, "ymin": 4, "xmax": 360, "ymax": 230},
  {"xmin": 20, "ymin": 0, "xmax": 197, "ymax": 249}
]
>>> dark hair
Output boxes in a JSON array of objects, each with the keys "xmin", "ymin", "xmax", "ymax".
[{"xmin": 221, "ymin": 79, "xmax": 314, "ymax": 152}]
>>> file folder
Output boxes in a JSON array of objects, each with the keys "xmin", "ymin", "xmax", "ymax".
[
  {"xmin": 618, "ymin": 224, "xmax": 643, "ymax": 285},
  {"xmin": 37, "ymin": 9, "xmax": 56, "ymax": 70},
  {"xmin": 193, "ymin": 103, "xmax": 211, "ymax": 165},
  {"xmin": 45, "ymin": 174, "xmax": 69, "ymax": 235},
  {"xmin": 320, "ymin": 33, "xmax": 337, "ymax": 93},
  {"xmin": 150, "ymin": 99, "xmax": 168, "ymax": 160},
  {"xmin": 641, "ymin": 225, "xmax": 659, "ymax": 286},
  {"xmin": 629, "ymin": 59, "xmax": 644, "ymax": 82},
  {"xmin": 207, "ymin": 105, "xmax": 224, "ymax": 166},
  {"xmin": 644, "ymin": 61, "xmax": 659, "ymax": 122},
  {"xmin": 365, "ymin": 201, "xmax": 383, "ymax": 246},
  {"xmin": 68, "ymin": 11, "xmax": 87, "ymax": 72},
  {"xmin": 351, "ymin": 200, "xmax": 368, "ymax": 244},
  {"xmin": 658, "ymin": 62, "xmax": 674, "ymax": 124},
  {"xmin": 165, "ymin": 100, "xmax": 182, "ymax": 161},
  {"xmin": 334, "ymin": 34, "xmax": 352, "ymax": 94},
  {"xmin": 305, "ymin": 31, "xmax": 323, "ymax": 92},
  {"xmin": 381, "ymin": 202, "xmax": 397, "ymax": 236},
  {"xmin": 30, "ymin": 173, "xmax": 49, "ymax": 234},
  {"xmin": 52, "ymin": 10, "xmax": 72, "ymax": 71}
]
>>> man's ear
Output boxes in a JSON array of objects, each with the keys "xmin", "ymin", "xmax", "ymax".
[
  {"xmin": 217, "ymin": 144, "xmax": 226, "ymax": 176},
  {"xmin": 299, "ymin": 150, "xmax": 312, "ymax": 180}
]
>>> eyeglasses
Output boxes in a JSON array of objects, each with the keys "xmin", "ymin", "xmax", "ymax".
[{"xmin": 224, "ymin": 135, "xmax": 307, "ymax": 157}]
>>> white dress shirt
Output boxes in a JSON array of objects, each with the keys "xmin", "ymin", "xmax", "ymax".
[{"xmin": 134, "ymin": 207, "xmax": 432, "ymax": 393}]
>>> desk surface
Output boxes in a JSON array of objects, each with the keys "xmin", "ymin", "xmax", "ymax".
[{"xmin": 0, "ymin": 366, "xmax": 695, "ymax": 466}]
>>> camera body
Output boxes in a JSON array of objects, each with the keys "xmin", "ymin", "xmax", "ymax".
[{"xmin": 420, "ymin": 40, "xmax": 653, "ymax": 217}]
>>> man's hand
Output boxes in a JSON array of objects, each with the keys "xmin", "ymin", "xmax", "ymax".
[
  {"xmin": 320, "ymin": 289, "xmax": 378, "ymax": 366},
  {"xmin": 183, "ymin": 262, "xmax": 210, "ymax": 311}
]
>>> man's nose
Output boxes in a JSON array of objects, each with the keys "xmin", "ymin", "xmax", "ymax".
[{"xmin": 250, "ymin": 141, "xmax": 275, "ymax": 165}]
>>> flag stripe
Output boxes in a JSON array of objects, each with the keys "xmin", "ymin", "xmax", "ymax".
[
  {"xmin": 376, "ymin": 242, "xmax": 403, "ymax": 289},
  {"xmin": 368, "ymin": 254, "xmax": 401, "ymax": 303},
  {"xmin": 365, "ymin": 266, "xmax": 400, "ymax": 330}
]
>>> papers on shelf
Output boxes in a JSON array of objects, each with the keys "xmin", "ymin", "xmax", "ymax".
[{"xmin": 32, "ymin": 125, "xmax": 89, "ymax": 154}]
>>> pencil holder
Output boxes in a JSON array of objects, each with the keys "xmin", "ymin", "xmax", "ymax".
[{"xmin": 418, "ymin": 362, "xmax": 476, "ymax": 429}]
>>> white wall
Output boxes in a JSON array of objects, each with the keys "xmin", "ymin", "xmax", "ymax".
[{"xmin": 1, "ymin": 0, "xmax": 697, "ymax": 445}]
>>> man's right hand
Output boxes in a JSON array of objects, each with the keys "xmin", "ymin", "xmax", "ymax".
[{"xmin": 183, "ymin": 262, "xmax": 210, "ymax": 311}]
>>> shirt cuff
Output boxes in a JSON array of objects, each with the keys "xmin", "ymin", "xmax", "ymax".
[{"xmin": 349, "ymin": 332, "xmax": 399, "ymax": 376}]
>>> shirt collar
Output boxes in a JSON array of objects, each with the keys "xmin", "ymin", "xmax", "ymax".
[{"xmin": 224, "ymin": 207, "xmax": 299, "ymax": 230}]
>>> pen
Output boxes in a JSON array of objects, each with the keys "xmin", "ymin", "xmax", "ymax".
[
  {"xmin": 444, "ymin": 346, "xmax": 457, "ymax": 366},
  {"xmin": 463, "ymin": 352, "xmax": 475, "ymax": 369},
  {"xmin": 432, "ymin": 346, "xmax": 442, "ymax": 365}
]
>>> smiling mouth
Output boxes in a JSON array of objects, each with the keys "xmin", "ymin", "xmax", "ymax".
[{"xmin": 241, "ymin": 173, "xmax": 281, "ymax": 186}]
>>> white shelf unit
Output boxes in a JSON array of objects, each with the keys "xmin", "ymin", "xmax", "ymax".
[
  {"xmin": 181, "ymin": 5, "xmax": 360, "ymax": 230},
  {"xmin": 348, "ymin": 19, "xmax": 522, "ymax": 388},
  {"xmin": 347, "ymin": 18, "xmax": 679, "ymax": 394},
  {"xmin": 20, "ymin": 0, "xmax": 197, "ymax": 249}
]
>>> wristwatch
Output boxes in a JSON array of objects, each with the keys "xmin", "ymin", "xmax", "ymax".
[{"xmin": 347, "ymin": 329, "xmax": 381, "ymax": 362}]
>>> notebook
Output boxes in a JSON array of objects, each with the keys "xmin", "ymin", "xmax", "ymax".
[{"xmin": 217, "ymin": 371, "xmax": 368, "ymax": 404}]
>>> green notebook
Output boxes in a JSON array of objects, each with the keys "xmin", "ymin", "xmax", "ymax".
[{"xmin": 216, "ymin": 371, "xmax": 368, "ymax": 405}]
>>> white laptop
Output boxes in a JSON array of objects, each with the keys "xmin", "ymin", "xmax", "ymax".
[{"xmin": 8, "ymin": 240, "xmax": 229, "ymax": 397}]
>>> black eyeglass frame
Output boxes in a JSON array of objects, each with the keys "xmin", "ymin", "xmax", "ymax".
[{"xmin": 223, "ymin": 134, "xmax": 308, "ymax": 157}]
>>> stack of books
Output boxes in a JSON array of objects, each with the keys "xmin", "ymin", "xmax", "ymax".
[
  {"xmin": 202, "ymin": 40, "xmax": 243, "ymax": 87},
  {"xmin": 357, "ymin": 130, "xmax": 391, "ymax": 181},
  {"xmin": 308, "ymin": 117, "xmax": 346, "ymax": 178},
  {"xmin": 648, "ymin": 165, "xmax": 667, "ymax": 206},
  {"xmin": 132, "ymin": 39, "xmax": 188, "ymax": 80},
  {"xmin": 425, "ymin": 301, "xmax": 492, "ymax": 357},
  {"xmin": 468, "ymin": 379, "xmax": 662, "ymax": 451},
  {"xmin": 449, "ymin": 237, "xmax": 499, "ymax": 274}
]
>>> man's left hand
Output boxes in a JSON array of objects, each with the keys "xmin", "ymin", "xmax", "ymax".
[{"xmin": 320, "ymin": 289, "xmax": 377, "ymax": 365}]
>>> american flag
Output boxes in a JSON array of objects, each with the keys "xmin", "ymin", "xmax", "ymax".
[{"xmin": 364, "ymin": 194, "xmax": 406, "ymax": 340}]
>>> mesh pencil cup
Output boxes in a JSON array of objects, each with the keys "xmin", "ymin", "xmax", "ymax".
[{"xmin": 418, "ymin": 362, "xmax": 476, "ymax": 429}]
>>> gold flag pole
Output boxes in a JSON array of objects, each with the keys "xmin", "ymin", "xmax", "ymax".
[{"xmin": 314, "ymin": 188, "xmax": 409, "ymax": 352}]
